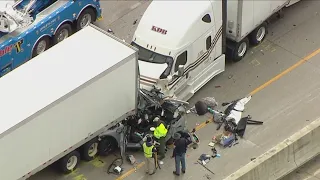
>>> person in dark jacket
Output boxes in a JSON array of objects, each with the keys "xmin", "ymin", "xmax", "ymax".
[{"xmin": 171, "ymin": 133, "xmax": 187, "ymax": 176}]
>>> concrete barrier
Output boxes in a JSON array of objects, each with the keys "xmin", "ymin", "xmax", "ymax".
[{"xmin": 224, "ymin": 117, "xmax": 320, "ymax": 180}]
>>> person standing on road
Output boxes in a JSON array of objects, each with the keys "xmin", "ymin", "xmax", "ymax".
[
  {"xmin": 153, "ymin": 117, "xmax": 168, "ymax": 160},
  {"xmin": 172, "ymin": 133, "xmax": 187, "ymax": 176},
  {"xmin": 143, "ymin": 136, "xmax": 157, "ymax": 175}
]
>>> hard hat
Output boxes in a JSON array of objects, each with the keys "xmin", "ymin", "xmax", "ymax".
[
  {"xmin": 150, "ymin": 127, "xmax": 155, "ymax": 131},
  {"xmin": 153, "ymin": 117, "xmax": 160, "ymax": 122}
]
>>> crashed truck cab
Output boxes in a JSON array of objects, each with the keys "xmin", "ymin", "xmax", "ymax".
[{"xmin": 132, "ymin": 0, "xmax": 225, "ymax": 101}]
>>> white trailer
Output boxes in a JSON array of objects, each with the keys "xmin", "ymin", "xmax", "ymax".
[
  {"xmin": 0, "ymin": 24, "xmax": 138, "ymax": 180},
  {"xmin": 226, "ymin": 0, "xmax": 299, "ymax": 61},
  {"xmin": 132, "ymin": 0, "xmax": 300, "ymax": 101}
]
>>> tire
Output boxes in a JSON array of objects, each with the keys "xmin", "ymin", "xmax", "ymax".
[
  {"xmin": 32, "ymin": 36, "xmax": 50, "ymax": 58},
  {"xmin": 249, "ymin": 23, "xmax": 268, "ymax": 46},
  {"xmin": 80, "ymin": 138, "xmax": 99, "ymax": 161},
  {"xmin": 232, "ymin": 37, "xmax": 249, "ymax": 62},
  {"xmin": 57, "ymin": 151, "xmax": 80, "ymax": 174},
  {"xmin": 194, "ymin": 100, "xmax": 208, "ymax": 115},
  {"xmin": 53, "ymin": 24, "xmax": 72, "ymax": 45},
  {"xmin": 98, "ymin": 136, "xmax": 118, "ymax": 156},
  {"xmin": 76, "ymin": 8, "xmax": 96, "ymax": 31}
]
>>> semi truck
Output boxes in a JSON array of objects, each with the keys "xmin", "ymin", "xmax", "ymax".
[
  {"xmin": 0, "ymin": 24, "xmax": 187, "ymax": 180},
  {"xmin": 0, "ymin": 0, "xmax": 102, "ymax": 77},
  {"xmin": 132, "ymin": 0, "xmax": 300, "ymax": 101}
]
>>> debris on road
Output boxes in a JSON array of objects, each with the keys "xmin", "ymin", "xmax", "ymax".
[
  {"xmin": 198, "ymin": 148, "xmax": 220, "ymax": 165},
  {"xmin": 212, "ymin": 130, "xmax": 236, "ymax": 148},
  {"xmin": 196, "ymin": 160, "xmax": 215, "ymax": 175},
  {"xmin": 107, "ymin": 28, "xmax": 114, "ymax": 34},
  {"xmin": 229, "ymin": 141, "xmax": 239, "ymax": 147},
  {"xmin": 204, "ymin": 174, "xmax": 211, "ymax": 179},
  {"xmin": 133, "ymin": 19, "xmax": 138, "ymax": 25},
  {"xmin": 126, "ymin": 154, "xmax": 136, "ymax": 165}
]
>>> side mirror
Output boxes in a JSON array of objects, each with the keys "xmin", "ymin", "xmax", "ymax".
[{"xmin": 177, "ymin": 65, "xmax": 184, "ymax": 76}]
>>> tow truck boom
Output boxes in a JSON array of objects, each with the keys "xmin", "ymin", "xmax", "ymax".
[{"xmin": 0, "ymin": 1, "xmax": 33, "ymax": 33}]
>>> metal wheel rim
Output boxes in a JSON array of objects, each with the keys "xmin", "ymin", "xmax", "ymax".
[
  {"xmin": 256, "ymin": 27, "xmax": 266, "ymax": 42},
  {"xmin": 88, "ymin": 143, "xmax": 98, "ymax": 157},
  {"xmin": 36, "ymin": 40, "xmax": 47, "ymax": 55},
  {"xmin": 57, "ymin": 29, "xmax": 69, "ymax": 43},
  {"xmin": 66, "ymin": 156, "xmax": 78, "ymax": 170},
  {"xmin": 237, "ymin": 42, "xmax": 247, "ymax": 57},
  {"xmin": 80, "ymin": 14, "xmax": 92, "ymax": 29}
]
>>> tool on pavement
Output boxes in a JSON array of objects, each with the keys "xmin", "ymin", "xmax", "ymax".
[
  {"xmin": 150, "ymin": 152, "xmax": 161, "ymax": 175},
  {"xmin": 197, "ymin": 160, "xmax": 215, "ymax": 175},
  {"xmin": 107, "ymin": 157, "xmax": 123, "ymax": 175},
  {"xmin": 204, "ymin": 174, "xmax": 212, "ymax": 180}
]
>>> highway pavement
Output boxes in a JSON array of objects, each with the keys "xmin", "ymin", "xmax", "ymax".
[{"xmin": 30, "ymin": 1, "xmax": 320, "ymax": 180}]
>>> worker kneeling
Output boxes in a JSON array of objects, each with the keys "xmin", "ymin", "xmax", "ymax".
[
  {"xmin": 143, "ymin": 136, "xmax": 157, "ymax": 175},
  {"xmin": 153, "ymin": 117, "xmax": 168, "ymax": 160}
]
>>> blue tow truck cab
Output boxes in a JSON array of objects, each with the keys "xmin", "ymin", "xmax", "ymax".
[{"xmin": 0, "ymin": 0, "xmax": 102, "ymax": 76}]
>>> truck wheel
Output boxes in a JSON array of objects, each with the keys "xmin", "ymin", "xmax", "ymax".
[
  {"xmin": 53, "ymin": 24, "xmax": 72, "ymax": 45},
  {"xmin": 98, "ymin": 137, "xmax": 118, "ymax": 156},
  {"xmin": 58, "ymin": 151, "xmax": 80, "ymax": 174},
  {"xmin": 249, "ymin": 23, "xmax": 268, "ymax": 46},
  {"xmin": 232, "ymin": 37, "xmax": 249, "ymax": 62},
  {"xmin": 80, "ymin": 138, "xmax": 99, "ymax": 161},
  {"xmin": 32, "ymin": 36, "xmax": 50, "ymax": 58},
  {"xmin": 76, "ymin": 8, "xmax": 96, "ymax": 31}
]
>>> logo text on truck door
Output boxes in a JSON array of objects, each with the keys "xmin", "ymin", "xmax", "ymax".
[
  {"xmin": 151, "ymin": 26, "xmax": 167, "ymax": 35},
  {"xmin": 0, "ymin": 39, "xmax": 24, "ymax": 57}
]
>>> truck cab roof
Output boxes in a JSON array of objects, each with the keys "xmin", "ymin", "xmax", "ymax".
[{"xmin": 133, "ymin": 0, "xmax": 213, "ymax": 56}]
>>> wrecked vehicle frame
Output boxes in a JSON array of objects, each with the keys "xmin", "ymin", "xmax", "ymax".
[{"xmin": 97, "ymin": 87, "xmax": 190, "ymax": 157}]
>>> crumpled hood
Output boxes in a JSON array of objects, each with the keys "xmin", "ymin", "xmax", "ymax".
[{"xmin": 138, "ymin": 60, "xmax": 167, "ymax": 79}]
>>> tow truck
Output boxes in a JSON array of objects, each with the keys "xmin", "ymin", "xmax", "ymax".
[{"xmin": 0, "ymin": 0, "xmax": 102, "ymax": 76}]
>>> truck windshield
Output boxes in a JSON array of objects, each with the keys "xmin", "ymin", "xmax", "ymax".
[{"xmin": 131, "ymin": 42, "xmax": 173, "ymax": 79}]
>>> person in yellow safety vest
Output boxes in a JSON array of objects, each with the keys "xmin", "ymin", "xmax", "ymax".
[
  {"xmin": 153, "ymin": 117, "xmax": 168, "ymax": 160},
  {"xmin": 143, "ymin": 136, "xmax": 157, "ymax": 175}
]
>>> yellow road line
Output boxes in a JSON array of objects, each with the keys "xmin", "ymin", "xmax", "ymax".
[
  {"xmin": 116, "ymin": 47, "xmax": 320, "ymax": 179},
  {"xmin": 250, "ymin": 48, "xmax": 320, "ymax": 96},
  {"xmin": 115, "ymin": 162, "xmax": 145, "ymax": 180},
  {"xmin": 195, "ymin": 47, "xmax": 320, "ymax": 132}
]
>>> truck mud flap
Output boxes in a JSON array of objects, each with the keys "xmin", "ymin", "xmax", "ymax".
[{"xmin": 225, "ymin": 39, "xmax": 236, "ymax": 60}]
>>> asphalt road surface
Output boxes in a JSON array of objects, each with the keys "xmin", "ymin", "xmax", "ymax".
[{"xmin": 30, "ymin": 1, "xmax": 320, "ymax": 180}]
